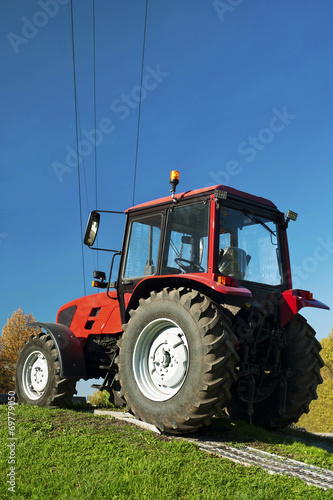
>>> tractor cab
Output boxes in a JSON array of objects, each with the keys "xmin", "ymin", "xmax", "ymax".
[{"xmin": 84, "ymin": 172, "xmax": 294, "ymax": 325}]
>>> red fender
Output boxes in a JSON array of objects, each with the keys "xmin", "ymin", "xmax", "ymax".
[{"xmin": 280, "ymin": 289, "xmax": 329, "ymax": 328}]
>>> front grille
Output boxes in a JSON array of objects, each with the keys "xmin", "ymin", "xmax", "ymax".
[{"xmin": 57, "ymin": 305, "xmax": 77, "ymax": 328}]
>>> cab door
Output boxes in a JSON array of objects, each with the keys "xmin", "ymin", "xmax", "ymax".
[{"xmin": 117, "ymin": 210, "xmax": 164, "ymax": 321}]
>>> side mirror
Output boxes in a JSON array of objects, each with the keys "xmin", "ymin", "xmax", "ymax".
[{"xmin": 84, "ymin": 211, "xmax": 100, "ymax": 247}]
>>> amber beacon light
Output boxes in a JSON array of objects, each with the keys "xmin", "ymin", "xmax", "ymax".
[{"xmin": 170, "ymin": 170, "xmax": 180, "ymax": 199}]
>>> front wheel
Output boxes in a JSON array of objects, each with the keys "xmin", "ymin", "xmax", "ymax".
[
  {"xmin": 15, "ymin": 332, "xmax": 77, "ymax": 407},
  {"xmin": 117, "ymin": 287, "xmax": 239, "ymax": 434}
]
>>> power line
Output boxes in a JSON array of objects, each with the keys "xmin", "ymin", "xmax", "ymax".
[
  {"xmin": 69, "ymin": 0, "xmax": 86, "ymax": 296},
  {"xmin": 132, "ymin": 0, "xmax": 149, "ymax": 206},
  {"xmin": 93, "ymin": 0, "xmax": 99, "ymax": 271},
  {"xmin": 93, "ymin": 0, "xmax": 97, "ymax": 211}
]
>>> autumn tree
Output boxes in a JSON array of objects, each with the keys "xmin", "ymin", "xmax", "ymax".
[
  {"xmin": 297, "ymin": 330, "xmax": 333, "ymax": 433},
  {"xmin": 0, "ymin": 308, "xmax": 41, "ymax": 393}
]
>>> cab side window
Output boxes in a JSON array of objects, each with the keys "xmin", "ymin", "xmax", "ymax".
[{"xmin": 123, "ymin": 215, "xmax": 162, "ymax": 279}]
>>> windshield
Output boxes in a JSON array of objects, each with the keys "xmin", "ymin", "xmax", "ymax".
[{"xmin": 219, "ymin": 206, "xmax": 282, "ymax": 286}]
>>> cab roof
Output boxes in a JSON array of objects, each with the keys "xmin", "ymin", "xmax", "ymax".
[{"xmin": 126, "ymin": 184, "xmax": 277, "ymax": 213}]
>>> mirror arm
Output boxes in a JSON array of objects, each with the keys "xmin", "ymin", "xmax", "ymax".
[
  {"xmin": 107, "ymin": 251, "xmax": 122, "ymax": 299},
  {"xmin": 84, "ymin": 210, "xmax": 125, "ymax": 248},
  {"xmin": 87, "ymin": 246, "xmax": 120, "ymax": 253}
]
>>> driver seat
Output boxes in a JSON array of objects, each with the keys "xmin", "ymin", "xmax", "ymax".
[{"xmin": 218, "ymin": 247, "xmax": 248, "ymax": 280}]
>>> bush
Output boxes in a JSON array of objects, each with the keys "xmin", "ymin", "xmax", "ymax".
[
  {"xmin": 296, "ymin": 330, "xmax": 333, "ymax": 433},
  {"xmin": 87, "ymin": 389, "xmax": 114, "ymax": 408}
]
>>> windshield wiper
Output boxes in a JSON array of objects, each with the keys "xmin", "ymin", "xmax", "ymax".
[{"xmin": 242, "ymin": 209, "xmax": 276, "ymax": 237}]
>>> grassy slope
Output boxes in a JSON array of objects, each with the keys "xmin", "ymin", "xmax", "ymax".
[{"xmin": 1, "ymin": 405, "xmax": 333, "ymax": 500}]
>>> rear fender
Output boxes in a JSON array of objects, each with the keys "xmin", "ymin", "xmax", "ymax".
[
  {"xmin": 280, "ymin": 289, "xmax": 330, "ymax": 328},
  {"xmin": 125, "ymin": 275, "xmax": 252, "ymax": 321},
  {"xmin": 30, "ymin": 322, "xmax": 86, "ymax": 379}
]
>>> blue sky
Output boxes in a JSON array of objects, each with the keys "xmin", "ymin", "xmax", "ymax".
[{"xmin": 1, "ymin": 1, "xmax": 333, "ymax": 396}]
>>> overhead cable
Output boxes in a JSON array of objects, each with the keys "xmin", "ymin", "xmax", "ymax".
[
  {"xmin": 69, "ymin": 0, "xmax": 86, "ymax": 296},
  {"xmin": 132, "ymin": 0, "xmax": 149, "ymax": 206}
]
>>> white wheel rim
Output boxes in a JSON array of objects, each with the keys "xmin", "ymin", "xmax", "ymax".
[
  {"xmin": 22, "ymin": 350, "xmax": 49, "ymax": 400},
  {"xmin": 133, "ymin": 318, "xmax": 189, "ymax": 401}
]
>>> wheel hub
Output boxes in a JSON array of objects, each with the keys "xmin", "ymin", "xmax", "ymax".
[
  {"xmin": 22, "ymin": 351, "xmax": 49, "ymax": 400},
  {"xmin": 133, "ymin": 318, "xmax": 189, "ymax": 401},
  {"xmin": 149, "ymin": 331, "xmax": 188, "ymax": 388},
  {"xmin": 154, "ymin": 347, "xmax": 171, "ymax": 368},
  {"xmin": 31, "ymin": 357, "xmax": 48, "ymax": 390}
]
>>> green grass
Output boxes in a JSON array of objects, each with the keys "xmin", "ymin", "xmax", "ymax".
[{"xmin": 1, "ymin": 405, "xmax": 333, "ymax": 500}]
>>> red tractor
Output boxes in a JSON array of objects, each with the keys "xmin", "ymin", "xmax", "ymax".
[{"xmin": 15, "ymin": 172, "xmax": 329, "ymax": 433}]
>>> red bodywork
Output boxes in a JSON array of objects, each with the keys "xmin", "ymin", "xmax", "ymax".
[
  {"xmin": 125, "ymin": 184, "xmax": 277, "ymax": 213},
  {"xmin": 56, "ymin": 292, "xmax": 122, "ymax": 349}
]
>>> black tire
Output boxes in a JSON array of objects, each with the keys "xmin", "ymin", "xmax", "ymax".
[
  {"xmin": 226, "ymin": 314, "xmax": 324, "ymax": 428},
  {"xmin": 15, "ymin": 332, "xmax": 77, "ymax": 408},
  {"xmin": 117, "ymin": 287, "xmax": 239, "ymax": 434}
]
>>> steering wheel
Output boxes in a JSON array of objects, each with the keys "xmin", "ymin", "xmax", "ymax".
[{"xmin": 174, "ymin": 258, "xmax": 205, "ymax": 273}]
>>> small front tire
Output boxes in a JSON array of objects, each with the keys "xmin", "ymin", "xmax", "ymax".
[{"xmin": 15, "ymin": 332, "xmax": 77, "ymax": 408}]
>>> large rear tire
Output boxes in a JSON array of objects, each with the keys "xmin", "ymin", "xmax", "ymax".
[
  {"xmin": 15, "ymin": 332, "xmax": 77, "ymax": 408},
  {"xmin": 226, "ymin": 314, "xmax": 324, "ymax": 428},
  {"xmin": 117, "ymin": 287, "xmax": 239, "ymax": 434}
]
